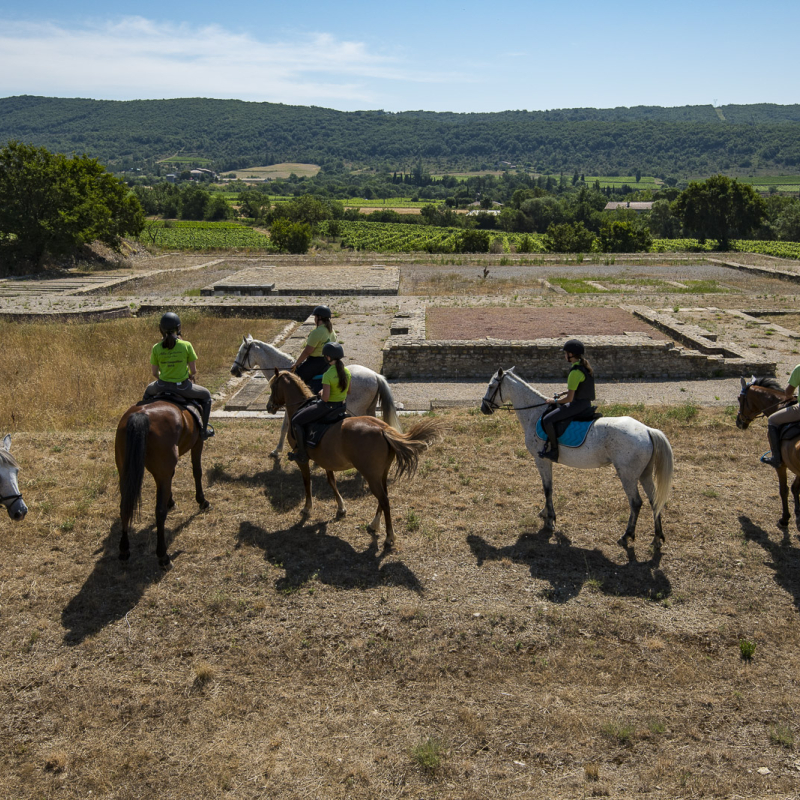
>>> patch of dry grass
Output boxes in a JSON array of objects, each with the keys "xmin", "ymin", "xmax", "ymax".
[
  {"xmin": 0, "ymin": 314, "xmax": 290, "ymax": 430},
  {"xmin": 2, "ymin": 405, "xmax": 800, "ymax": 798}
]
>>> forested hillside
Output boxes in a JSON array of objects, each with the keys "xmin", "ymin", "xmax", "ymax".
[{"xmin": 2, "ymin": 95, "xmax": 800, "ymax": 176}]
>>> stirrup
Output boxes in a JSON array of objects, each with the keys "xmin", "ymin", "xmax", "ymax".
[
  {"xmin": 541, "ymin": 449, "xmax": 559, "ymax": 462},
  {"xmin": 201, "ymin": 425, "xmax": 215, "ymax": 440},
  {"xmin": 760, "ymin": 453, "xmax": 781, "ymax": 468},
  {"xmin": 287, "ymin": 449, "xmax": 308, "ymax": 464}
]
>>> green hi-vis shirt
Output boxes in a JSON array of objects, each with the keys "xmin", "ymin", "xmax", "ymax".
[
  {"xmin": 322, "ymin": 365, "xmax": 351, "ymax": 402},
  {"xmin": 150, "ymin": 339, "xmax": 198, "ymax": 383},
  {"xmin": 566, "ymin": 366, "xmax": 586, "ymax": 392},
  {"xmin": 306, "ymin": 324, "xmax": 337, "ymax": 357},
  {"xmin": 790, "ymin": 365, "xmax": 800, "ymax": 388}
]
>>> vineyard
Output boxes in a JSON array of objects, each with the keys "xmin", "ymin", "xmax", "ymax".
[
  {"xmin": 136, "ymin": 221, "xmax": 274, "ymax": 251},
  {"xmin": 318, "ymin": 220, "xmax": 547, "ymax": 253},
  {"xmin": 653, "ymin": 238, "xmax": 800, "ymax": 259}
]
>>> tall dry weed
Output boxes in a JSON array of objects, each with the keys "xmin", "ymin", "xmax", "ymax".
[{"xmin": 0, "ymin": 314, "xmax": 289, "ymax": 431}]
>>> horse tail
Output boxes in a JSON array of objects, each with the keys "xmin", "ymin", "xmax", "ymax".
[
  {"xmin": 120, "ymin": 412, "xmax": 149, "ymax": 525},
  {"xmin": 375, "ymin": 374, "xmax": 402, "ymax": 432},
  {"xmin": 646, "ymin": 428, "xmax": 674, "ymax": 518},
  {"xmin": 381, "ymin": 418, "xmax": 442, "ymax": 479}
]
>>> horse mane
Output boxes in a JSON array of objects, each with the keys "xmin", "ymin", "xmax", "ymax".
[
  {"xmin": 750, "ymin": 376, "xmax": 782, "ymax": 391},
  {"xmin": 0, "ymin": 448, "xmax": 19, "ymax": 469},
  {"xmin": 270, "ymin": 370, "xmax": 314, "ymax": 399}
]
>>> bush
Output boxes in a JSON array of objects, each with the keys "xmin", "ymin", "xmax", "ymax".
[
  {"xmin": 543, "ymin": 221, "xmax": 596, "ymax": 253},
  {"xmin": 455, "ymin": 229, "xmax": 490, "ymax": 253},
  {"xmin": 270, "ymin": 219, "xmax": 312, "ymax": 254}
]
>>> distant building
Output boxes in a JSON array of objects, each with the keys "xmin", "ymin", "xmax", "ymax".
[
  {"xmin": 190, "ymin": 168, "xmax": 218, "ymax": 180},
  {"xmin": 165, "ymin": 174, "xmax": 177, "ymax": 183},
  {"xmin": 604, "ymin": 201, "xmax": 654, "ymax": 212}
]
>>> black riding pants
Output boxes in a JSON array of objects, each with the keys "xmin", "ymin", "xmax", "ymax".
[{"xmin": 541, "ymin": 399, "xmax": 592, "ymax": 443}]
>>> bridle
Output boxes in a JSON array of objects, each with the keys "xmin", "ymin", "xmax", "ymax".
[
  {"xmin": 0, "ymin": 492, "xmax": 23, "ymax": 513},
  {"xmin": 737, "ymin": 381, "xmax": 792, "ymax": 426},
  {"xmin": 481, "ymin": 371, "xmax": 553, "ymax": 414},
  {"xmin": 231, "ymin": 339, "xmax": 256, "ymax": 374},
  {"xmin": 266, "ymin": 373, "xmax": 315, "ymax": 414}
]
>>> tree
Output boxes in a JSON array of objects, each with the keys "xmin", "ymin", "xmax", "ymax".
[
  {"xmin": 269, "ymin": 219, "xmax": 311, "ymax": 253},
  {"xmin": 543, "ymin": 222, "xmax": 596, "ymax": 253},
  {"xmin": 673, "ymin": 174, "xmax": 766, "ymax": 249},
  {"xmin": 454, "ymin": 230, "xmax": 490, "ymax": 253},
  {"xmin": 775, "ymin": 202, "xmax": 800, "ymax": 241},
  {"xmin": 599, "ymin": 219, "xmax": 652, "ymax": 252},
  {"xmin": 237, "ymin": 190, "xmax": 271, "ymax": 221},
  {"xmin": 0, "ymin": 140, "xmax": 144, "ymax": 268},
  {"xmin": 648, "ymin": 199, "xmax": 681, "ymax": 238}
]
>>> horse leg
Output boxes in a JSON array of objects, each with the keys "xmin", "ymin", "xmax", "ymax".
[
  {"xmin": 191, "ymin": 440, "xmax": 210, "ymax": 511},
  {"xmin": 366, "ymin": 464, "xmax": 393, "ymax": 548},
  {"xmin": 271, "ymin": 416, "xmax": 289, "ymax": 458},
  {"xmin": 617, "ymin": 472, "xmax": 643, "ymax": 549},
  {"xmin": 154, "ymin": 475, "xmax": 174, "ymax": 569},
  {"xmin": 791, "ymin": 475, "xmax": 800, "ymax": 524},
  {"xmin": 119, "ymin": 506, "xmax": 131, "ymax": 562},
  {"xmin": 777, "ymin": 465, "xmax": 790, "ymax": 527},
  {"xmin": 639, "ymin": 471, "xmax": 665, "ymax": 549},
  {"xmin": 535, "ymin": 462, "xmax": 556, "ymax": 532},
  {"xmin": 299, "ymin": 461, "xmax": 313, "ymax": 517},
  {"xmin": 325, "ymin": 470, "xmax": 347, "ymax": 518}
]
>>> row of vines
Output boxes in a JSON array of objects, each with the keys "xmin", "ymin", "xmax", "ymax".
[{"xmin": 136, "ymin": 221, "xmax": 274, "ymax": 251}]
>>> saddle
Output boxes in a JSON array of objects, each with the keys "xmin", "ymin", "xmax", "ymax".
[
  {"xmin": 778, "ymin": 421, "xmax": 800, "ymax": 442},
  {"xmin": 301, "ymin": 402, "xmax": 352, "ymax": 449},
  {"xmin": 535, "ymin": 406, "xmax": 603, "ymax": 448},
  {"xmin": 138, "ymin": 392, "xmax": 203, "ymax": 429}
]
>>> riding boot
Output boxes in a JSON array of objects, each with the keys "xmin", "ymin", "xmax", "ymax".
[
  {"xmin": 539, "ymin": 422, "xmax": 559, "ymax": 462},
  {"xmin": 287, "ymin": 425, "xmax": 309, "ymax": 464},
  {"xmin": 761, "ymin": 425, "xmax": 782, "ymax": 468},
  {"xmin": 200, "ymin": 399, "xmax": 215, "ymax": 440}
]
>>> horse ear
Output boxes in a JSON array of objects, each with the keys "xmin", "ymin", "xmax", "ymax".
[
  {"xmin": 508, "ymin": 365, "xmax": 516, "ymax": 373},
  {"xmin": 750, "ymin": 375, "xmax": 756, "ymax": 384},
  {"xmin": 247, "ymin": 334, "xmax": 253, "ymax": 342},
  {"xmin": 274, "ymin": 367, "xmax": 280, "ymax": 378},
  {"xmin": 2, "ymin": 434, "xmax": 10, "ymax": 451},
  {"xmin": 740, "ymin": 377, "xmax": 747, "ymax": 390},
  {"xmin": 497, "ymin": 368, "xmax": 504, "ymax": 378}
]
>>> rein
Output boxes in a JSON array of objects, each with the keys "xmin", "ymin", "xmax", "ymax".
[
  {"xmin": 740, "ymin": 384, "xmax": 793, "ymax": 421},
  {"xmin": 483, "ymin": 373, "xmax": 553, "ymax": 412},
  {"xmin": 0, "ymin": 493, "xmax": 23, "ymax": 508}
]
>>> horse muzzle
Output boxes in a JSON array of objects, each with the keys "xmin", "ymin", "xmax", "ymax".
[
  {"xmin": 6, "ymin": 496, "xmax": 27, "ymax": 521},
  {"xmin": 230, "ymin": 365, "xmax": 242, "ymax": 377},
  {"xmin": 480, "ymin": 399, "xmax": 494, "ymax": 416},
  {"xmin": 735, "ymin": 415, "xmax": 749, "ymax": 430}
]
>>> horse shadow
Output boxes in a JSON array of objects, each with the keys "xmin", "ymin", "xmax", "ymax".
[
  {"xmin": 61, "ymin": 513, "xmax": 198, "ymax": 645},
  {"xmin": 739, "ymin": 515, "xmax": 800, "ymax": 613},
  {"xmin": 236, "ymin": 520, "xmax": 422, "ymax": 594},
  {"xmin": 467, "ymin": 527, "xmax": 671, "ymax": 603},
  {"xmin": 210, "ymin": 459, "xmax": 371, "ymax": 513}
]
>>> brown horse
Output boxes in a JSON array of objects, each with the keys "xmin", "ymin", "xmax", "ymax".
[
  {"xmin": 115, "ymin": 401, "xmax": 210, "ymax": 568},
  {"xmin": 736, "ymin": 376, "xmax": 800, "ymax": 527},
  {"xmin": 266, "ymin": 369, "xmax": 441, "ymax": 549}
]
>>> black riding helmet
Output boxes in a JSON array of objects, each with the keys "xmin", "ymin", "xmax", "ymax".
[
  {"xmin": 159, "ymin": 311, "xmax": 181, "ymax": 335},
  {"xmin": 322, "ymin": 342, "xmax": 345, "ymax": 361},
  {"xmin": 563, "ymin": 339, "xmax": 585, "ymax": 357},
  {"xmin": 312, "ymin": 305, "xmax": 332, "ymax": 320}
]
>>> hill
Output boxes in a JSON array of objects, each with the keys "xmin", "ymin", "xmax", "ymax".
[{"xmin": 2, "ymin": 95, "xmax": 800, "ymax": 176}]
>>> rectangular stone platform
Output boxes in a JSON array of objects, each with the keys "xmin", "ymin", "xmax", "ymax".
[{"xmin": 201, "ymin": 265, "xmax": 399, "ymax": 296}]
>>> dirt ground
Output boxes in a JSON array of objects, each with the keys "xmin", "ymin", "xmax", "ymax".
[
  {"xmin": 426, "ymin": 306, "xmax": 670, "ymax": 340},
  {"xmin": 3, "ymin": 410, "xmax": 800, "ymax": 799}
]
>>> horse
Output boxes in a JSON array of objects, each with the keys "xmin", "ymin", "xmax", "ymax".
[
  {"xmin": 0, "ymin": 435, "xmax": 27, "ymax": 521},
  {"xmin": 735, "ymin": 375, "xmax": 800, "ymax": 527},
  {"xmin": 115, "ymin": 400, "xmax": 210, "ymax": 568},
  {"xmin": 231, "ymin": 335, "xmax": 402, "ymax": 457},
  {"xmin": 480, "ymin": 367, "xmax": 674, "ymax": 551},
  {"xmin": 266, "ymin": 369, "xmax": 440, "ymax": 549}
]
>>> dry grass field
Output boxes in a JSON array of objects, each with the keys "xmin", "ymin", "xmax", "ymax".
[{"xmin": 3, "ymin": 383, "xmax": 800, "ymax": 796}]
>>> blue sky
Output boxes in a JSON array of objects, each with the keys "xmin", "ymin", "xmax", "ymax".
[{"xmin": 1, "ymin": 1, "xmax": 797, "ymax": 112}]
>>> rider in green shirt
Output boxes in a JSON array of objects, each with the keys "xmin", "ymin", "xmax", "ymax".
[
  {"xmin": 287, "ymin": 342, "xmax": 351, "ymax": 464},
  {"xmin": 292, "ymin": 305, "xmax": 337, "ymax": 393},
  {"xmin": 761, "ymin": 364, "xmax": 800, "ymax": 468},
  {"xmin": 143, "ymin": 312, "xmax": 215, "ymax": 440}
]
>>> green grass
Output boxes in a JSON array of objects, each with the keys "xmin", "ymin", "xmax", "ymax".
[{"xmin": 410, "ymin": 737, "xmax": 444, "ymax": 773}]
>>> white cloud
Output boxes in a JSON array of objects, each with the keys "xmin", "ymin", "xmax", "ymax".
[{"xmin": 0, "ymin": 17, "xmax": 437, "ymax": 104}]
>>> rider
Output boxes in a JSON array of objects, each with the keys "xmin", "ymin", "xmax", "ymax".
[
  {"xmin": 291, "ymin": 305, "xmax": 337, "ymax": 392},
  {"xmin": 287, "ymin": 342, "xmax": 351, "ymax": 464},
  {"xmin": 761, "ymin": 364, "xmax": 800, "ymax": 468},
  {"xmin": 539, "ymin": 339, "xmax": 595, "ymax": 462},
  {"xmin": 143, "ymin": 312, "xmax": 215, "ymax": 440}
]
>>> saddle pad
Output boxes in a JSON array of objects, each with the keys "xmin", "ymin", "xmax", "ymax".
[{"xmin": 535, "ymin": 417, "xmax": 597, "ymax": 448}]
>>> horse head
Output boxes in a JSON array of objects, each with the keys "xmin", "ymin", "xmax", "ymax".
[
  {"xmin": 0, "ymin": 435, "xmax": 27, "ymax": 522},
  {"xmin": 736, "ymin": 375, "xmax": 784, "ymax": 430},
  {"xmin": 230, "ymin": 334, "xmax": 255, "ymax": 377},
  {"xmin": 481, "ymin": 367, "xmax": 515, "ymax": 415}
]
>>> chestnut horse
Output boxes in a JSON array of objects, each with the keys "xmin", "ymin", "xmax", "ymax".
[
  {"xmin": 736, "ymin": 376, "xmax": 800, "ymax": 527},
  {"xmin": 266, "ymin": 370, "xmax": 440, "ymax": 549},
  {"xmin": 115, "ymin": 401, "xmax": 210, "ymax": 568}
]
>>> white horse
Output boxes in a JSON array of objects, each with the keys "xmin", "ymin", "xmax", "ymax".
[
  {"xmin": 231, "ymin": 335, "xmax": 402, "ymax": 456},
  {"xmin": 0, "ymin": 434, "xmax": 27, "ymax": 521},
  {"xmin": 480, "ymin": 367, "xmax": 673, "ymax": 550}
]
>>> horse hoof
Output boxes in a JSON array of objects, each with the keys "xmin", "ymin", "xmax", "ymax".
[
  {"xmin": 778, "ymin": 517, "xmax": 790, "ymax": 528},
  {"xmin": 366, "ymin": 525, "xmax": 378, "ymax": 537},
  {"xmin": 159, "ymin": 557, "xmax": 172, "ymax": 571},
  {"xmin": 383, "ymin": 540, "xmax": 395, "ymax": 552},
  {"xmin": 617, "ymin": 534, "xmax": 632, "ymax": 548},
  {"xmin": 269, "ymin": 450, "xmax": 280, "ymax": 459},
  {"xmin": 199, "ymin": 500, "xmax": 211, "ymax": 511},
  {"xmin": 336, "ymin": 508, "xmax": 347, "ymax": 519}
]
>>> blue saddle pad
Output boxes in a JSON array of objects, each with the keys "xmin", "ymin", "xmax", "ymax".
[{"xmin": 536, "ymin": 417, "xmax": 596, "ymax": 448}]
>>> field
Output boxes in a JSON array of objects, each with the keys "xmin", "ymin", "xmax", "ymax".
[
  {"xmin": 5, "ymin": 267, "xmax": 800, "ymax": 798},
  {"xmin": 738, "ymin": 175, "xmax": 800, "ymax": 193},
  {"xmin": 136, "ymin": 221, "xmax": 273, "ymax": 251},
  {"xmin": 221, "ymin": 163, "xmax": 321, "ymax": 181}
]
